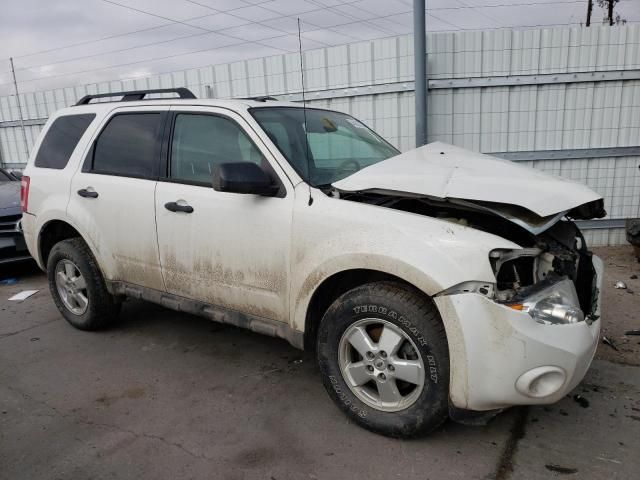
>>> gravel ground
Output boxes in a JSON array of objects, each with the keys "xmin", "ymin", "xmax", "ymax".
[{"xmin": 593, "ymin": 246, "xmax": 640, "ymax": 366}]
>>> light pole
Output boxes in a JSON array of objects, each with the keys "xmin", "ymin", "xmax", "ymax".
[
  {"xmin": 414, "ymin": 0, "xmax": 427, "ymax": 147},
  {"xmin": 9, "ymin": 58, "xmax": 29, "ymax": 162}
]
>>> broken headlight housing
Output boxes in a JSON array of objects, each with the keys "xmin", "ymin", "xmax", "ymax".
[{"xmin": 512, "ymin": 279, "xmax": 585, "ymax": 325}]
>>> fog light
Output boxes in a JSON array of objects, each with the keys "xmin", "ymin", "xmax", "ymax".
[{"xmin": 516, "ymin": 366, "xmax": 566, "ymax": 398}]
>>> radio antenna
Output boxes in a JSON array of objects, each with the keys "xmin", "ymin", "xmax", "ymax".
[{"xmin": 297, "ymin": 18, "xmax": 313, "ymax": 206}]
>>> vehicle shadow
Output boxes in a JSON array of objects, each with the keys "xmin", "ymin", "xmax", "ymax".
[
  {"xmin": 112, "ymin": 296, "xmax": 518, "ymax": 435},
  {"xmin": 0, "ymin": 259, "xmax": 41, "ymax": 282}
]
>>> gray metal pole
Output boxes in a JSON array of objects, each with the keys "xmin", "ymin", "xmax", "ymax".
[
  {"xmin": 9, "ymin": 57, "xmax": 30, "ymax": 162},
  {"xmin": 414, "ymin": 0, "xmax": 427, "ymax": 147}
]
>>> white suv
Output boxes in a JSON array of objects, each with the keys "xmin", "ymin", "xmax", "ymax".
[{"xmin": 21, "ymin": 88, "xmax": 605, "ymax": 437}]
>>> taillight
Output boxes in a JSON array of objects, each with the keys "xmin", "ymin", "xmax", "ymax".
[{"xmin": 20, "ymin": 175, "xmax": 30, "ymax": 213}]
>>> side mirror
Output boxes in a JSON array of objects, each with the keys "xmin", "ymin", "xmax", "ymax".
[
  {"xmin": 10, "ymin": 171, "xmax": 23, "ymax": 180},
  {"xmin": 213, "ymin": 162, "xmax": 279, "ymax": 197}
]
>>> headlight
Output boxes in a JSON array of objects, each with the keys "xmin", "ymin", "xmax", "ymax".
[
  {"xmin": 509, "ymin": 278, "xmax": 585, "ymax": 325},
  {"xmin": 526, "ymin": 298, "xmax": 584, "ymax": 325}
]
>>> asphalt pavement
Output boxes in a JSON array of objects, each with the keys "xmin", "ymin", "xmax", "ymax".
[{"xmin": 1, "ymin": 249, "xmax": 639, "ymax": 480}]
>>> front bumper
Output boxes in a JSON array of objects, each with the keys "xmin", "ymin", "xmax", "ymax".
[{"xmin": 434, "ymin": 255, "xmax": 603, "ymax": 411}]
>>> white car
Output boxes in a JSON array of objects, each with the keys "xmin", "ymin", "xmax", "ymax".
[{"xmin": 20, "ymin": 88, "xmax": 605, "ymax": 437}]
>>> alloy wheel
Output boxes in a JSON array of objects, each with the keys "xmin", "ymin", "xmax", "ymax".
[
  {"xmin": 338, "ymin": 318, "xmax": 425, "ymax": 412},
  {"xmin": 54, "ymin": 259, "xmax": 89, "ymax": 315}
]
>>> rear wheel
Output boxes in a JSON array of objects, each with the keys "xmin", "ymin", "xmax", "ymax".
[
  {"xmin": 47, "ymin": 238, "xmax": 121, "ymax": 330},
  {"xmin": 317, "ymin": 281, "xmax": 449, "ymax": 437}
]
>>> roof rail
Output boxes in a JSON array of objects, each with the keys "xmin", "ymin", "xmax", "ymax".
[
  {"xmin": 240, "ymin": 96, "xmax": 279, "ymax": 102},
  {"xmin": 75, "ymin": 87, "xmax": 196, "ymax": 105}
]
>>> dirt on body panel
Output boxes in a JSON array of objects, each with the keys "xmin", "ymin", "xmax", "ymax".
[
  {"xmin": 433, "ymin": 295, "xmax": 470, "ymax": 408},
  {"xmin": 114, "ymin": 249, "xmax": 165, "ymax": 291},
  {"xmin": 296, "ymin": 268, "xmax": 326, "ymax": 309},
  {"xmin": 160, "ymin": 246, "xmax": 286, "ymax": 322}
]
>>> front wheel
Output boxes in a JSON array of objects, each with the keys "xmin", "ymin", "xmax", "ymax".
[{"xmin": 317, "ymin": 281, "xmax": 449, "ymax": 437}]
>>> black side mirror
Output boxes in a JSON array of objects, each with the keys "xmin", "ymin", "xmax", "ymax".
[
  {"xmin": 10, "ymin": 171, "xmax": 23, "ymax": 180},
  {"xmin": 213, "ymin": 162, "xmax": 279, "ymax": 197}
]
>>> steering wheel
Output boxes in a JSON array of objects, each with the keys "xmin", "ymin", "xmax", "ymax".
[{"xmin": 336, "ymin": 159, "xmax": 361, "ymax": 175}]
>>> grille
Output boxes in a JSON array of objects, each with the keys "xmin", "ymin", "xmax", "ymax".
[{"xmin": 0, "ymin": 214, "xmax": 21, "ymax": 233}]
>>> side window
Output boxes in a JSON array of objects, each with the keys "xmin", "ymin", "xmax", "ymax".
[
  {"xmin": 34, "ymin": 114, "xmax": 95, "ymax": 169},
  {"xmin": 92, "ymin": 113, "xmax": 163, "ymax": 178},
  {"xmin": 170, "ymin": 114, "xmax": 265, "ymax": 184}
]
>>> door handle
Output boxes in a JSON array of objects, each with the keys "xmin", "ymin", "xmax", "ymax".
[
  {"xmin": 77, "ymin": 188, "xmax": 98, "ymax": 198},
  {"xmin": 164, "ymin": 201, "xmax": 194, "ymax": 214}
]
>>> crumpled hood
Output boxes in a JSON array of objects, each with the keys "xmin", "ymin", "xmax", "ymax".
[{"xmin": 333, "ymin": 142, "xmax": 603, "ymax": 219}]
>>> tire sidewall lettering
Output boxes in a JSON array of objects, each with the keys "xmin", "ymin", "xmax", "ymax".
[
  {"xmin": 329, "ymin": 375, "xmax": 368, "ymax": 418},
  {"xmin": 351, "ymin": 303, "xmax": 439, "ymax": 384}
]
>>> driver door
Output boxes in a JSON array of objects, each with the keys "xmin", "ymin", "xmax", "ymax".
[{"xmin": 154, "ymin": 106, "xmax": 294, "ymax": 323}]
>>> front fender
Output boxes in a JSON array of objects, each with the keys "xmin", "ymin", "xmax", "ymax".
[
  {"xmin": 292, "ymin": 252, "xmax": 444, "ymax": 331},
  {"xmin": 289, "ymin": 188, "xmax": 520, "ymax": 332}
]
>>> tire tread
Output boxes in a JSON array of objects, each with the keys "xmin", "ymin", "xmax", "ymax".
[{"xmin": 317, "ymin": 280, "xmax": 449, "ymax": 438}]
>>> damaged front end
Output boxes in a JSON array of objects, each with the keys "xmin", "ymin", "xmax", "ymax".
[
  {"xmin": 332, "ymin": 190, "xmax": 603, "ymax": 324},
  {"xmin": 328, "ymin": 143, "xmax": 607, "ymax": 410},
  {"xmin": 489, "ymin": 219, "xmax": 600, "ymax": 324},
  {"xmin": 329, "ymin": 141, "xmax": 606, "ymax": 325}
]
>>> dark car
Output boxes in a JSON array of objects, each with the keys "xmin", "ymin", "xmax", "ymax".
[{"xmin": 0, "ymin": 167, "xmax": 30, "ymax": 264}]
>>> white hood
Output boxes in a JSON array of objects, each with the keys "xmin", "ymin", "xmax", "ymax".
[{"xmin": 333, "ymin": 142, "xmax": 603, "ymax": 219}]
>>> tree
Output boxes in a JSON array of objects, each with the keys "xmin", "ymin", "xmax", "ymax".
[
  {"xmin": 586, "ymin": 0, "xmax": 627, "ymax": 26},
  {"xmin": 586, "ymin": 0, "xmax": 593, "ymax": 26}
]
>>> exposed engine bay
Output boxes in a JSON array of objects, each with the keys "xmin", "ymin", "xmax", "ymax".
[{"xmin": 330, "ymin": 189, "xmax": 603, "ymax": 320}]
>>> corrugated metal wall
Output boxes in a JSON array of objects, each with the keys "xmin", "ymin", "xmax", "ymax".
[{"xmin": 1, "ymin": 25, "xmax": 639, "ymax": 245}]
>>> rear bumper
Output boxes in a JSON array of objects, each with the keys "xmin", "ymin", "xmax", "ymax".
[
  {"xmin": 434, "ymin": 255, "xmax": 603, "ymax": 411},
  {"xmin": 18, "ymin": 212, "xmax": 42, "ymax": 268}
]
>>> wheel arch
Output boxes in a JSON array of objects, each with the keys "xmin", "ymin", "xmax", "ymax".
[
  {"xmin": 303, "ymin": 268, "xmax": 437, "ymax": 351},
  {"xmin": 37, "ymin": 219, "xmax": 103, "ymax": 273}
]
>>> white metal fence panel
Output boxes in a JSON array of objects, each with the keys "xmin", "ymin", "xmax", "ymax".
[{"xmin": 1, "ymin": 25, "xmax": 639, "ymax": 245}]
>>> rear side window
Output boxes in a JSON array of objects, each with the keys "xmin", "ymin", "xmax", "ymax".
[
  {"xmin": 34, "ymin": 114, "xmax": 95, "ymax": 169},
  {"xmin": 92, "ymin": 113, "xmax": 163, "ymax": 178}
]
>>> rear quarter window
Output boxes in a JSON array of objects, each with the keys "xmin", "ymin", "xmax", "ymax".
[
  {"xmin": 90, "ymin": 113, "xmax": 163, "ymax": 178},
  {"xmin": 34, "ymin": 114, "xmax": 95, "ymax": 169}
]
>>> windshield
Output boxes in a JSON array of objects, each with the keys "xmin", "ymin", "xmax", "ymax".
[{"xmin": 250, "ymin": 107, "xmax": 399, "ymax": 186}]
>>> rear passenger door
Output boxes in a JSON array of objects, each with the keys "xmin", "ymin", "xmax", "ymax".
[
  {"xmin": 67, "ymin": 107, "xmax": 167, "ymax": 291},
  {"xmin": 154, "ymin": 106, "xmax": 293, "ymax": 323}
]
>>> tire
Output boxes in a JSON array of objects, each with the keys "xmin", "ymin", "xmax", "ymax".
[
  {"xmin": 47, "ymin": 237, "xmax": 121, "ymax": 330},
  {"xmin": 317, "ymin": 281, "xmax": 449, "ymax": 438}
]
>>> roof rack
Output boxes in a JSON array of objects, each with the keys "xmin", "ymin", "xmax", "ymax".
[
  {"xmin": 240, "ymin": 96, "xmax": 279, "ymax": 102},
  {"xmin": 75, "ymin": 87, "xmax": 196, "ymax": 105}
]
